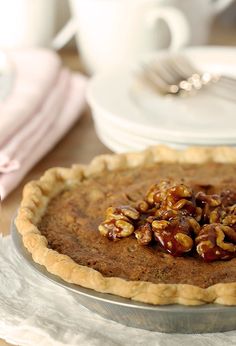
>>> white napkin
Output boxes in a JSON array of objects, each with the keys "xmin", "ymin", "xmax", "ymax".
[
  {"xmin": 0, "ymin": 235, "xmax": 236, "ymax": 346},
  {"xmin": 0, "ymin": 49, "xmax": 87, "ymax": 200},
  {"xmin": 0, "ymin": 49, "xmax": 62, "ymax": 146}
]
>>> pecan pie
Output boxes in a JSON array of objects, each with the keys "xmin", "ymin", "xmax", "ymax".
[{"xmin": 15, "ymin": 146, "xmax": 236, "ymax": 306}]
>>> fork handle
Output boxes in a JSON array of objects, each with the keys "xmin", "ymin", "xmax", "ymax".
[{"xmin": 146, "ymin": 6, "xmax": 190, "ymax": 51}]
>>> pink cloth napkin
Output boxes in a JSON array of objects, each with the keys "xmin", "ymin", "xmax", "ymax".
[{"xmin": 0, "ymin": 49, "xmax": 87, "ymax": 199}]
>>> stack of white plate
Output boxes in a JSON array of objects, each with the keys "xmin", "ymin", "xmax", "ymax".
[{"xmin": 87, "ymin": 47, "xmax": 236, "ymax": 153}]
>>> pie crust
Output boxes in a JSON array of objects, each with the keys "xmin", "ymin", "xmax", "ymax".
[{"xmin": 15, "ymin": 146, "xmax": 236, "ymax": 306}]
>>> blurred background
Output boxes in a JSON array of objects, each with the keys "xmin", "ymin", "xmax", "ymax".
[
  {"xmin": 0, "ymin": 0, "xmax": 236, "ymax": 69},
  {"xmin": 0, "ymin": 0, "xmax": 235, "ymax": 194},
  {"xmin": 55, "ymin": 0, "xmax": 236, "ymax": 48},
  {"xmin": 0, "ymin": 0, "xmax": 236, "ymax": 201}
]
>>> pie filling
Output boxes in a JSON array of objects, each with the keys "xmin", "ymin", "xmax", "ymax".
[{"xmin": 38, "ymin": 162, "xmax": 236, "ymax": 289}]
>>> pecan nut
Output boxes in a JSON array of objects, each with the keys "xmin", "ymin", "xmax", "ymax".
[
  {"xmin": 208, "ymin": 206, "xmax": 226, "ymax": 224},
  {"xmin": 195, "ymin": 223, "xmax": 236, "ymax": 261},
  {"xmin": 134, "ymin": 223, "xmax": 153, "ymax": 245},
  {"xmin": 148, "ymin": 181, "xmax": 201, "ymax": 220},
  {"xmin": 152, "ymin": 216, "xmax": 196, "ymax": 256},
  {"xmin": 98, "ymin": 219, "xmax": 134, "ymax": 240},
  {"xmin": 166, "ymin": 184, "xmax": 192, "ymax": 209},
  {"xmin": 145, "ymin": 180, "xmax": 171, "ymax": 206},
  {"xmin": 105, "ymin": 206, "xmax": 140, "ymax": 221},
  {"xmin": 207, "ymin": 203, "xmax": 236, "ymax": 226},
  {"xmin": 99, "ymin": 205, "xmax": 139, "ymax": 240},
  {"xmin": 196, "ymin": 191, "xmax": 221, "ymax": 208},
  {"xmin": 196, "ymin": 191, "xmax": 222, "ymax": 223},
  {"xmin": 221, "ymin": 189, "xmax": 236, "ymax": 207},
  {"xmin": 136, "ymin": 200, "xmax": 149, "ymax": 213}
]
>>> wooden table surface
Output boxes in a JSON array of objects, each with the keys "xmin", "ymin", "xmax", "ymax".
[{"xmin": 1, "ymin": 18, "xmax": 236, "ymax": 346}]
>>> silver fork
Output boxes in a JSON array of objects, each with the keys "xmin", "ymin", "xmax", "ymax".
[{"xmin": 140, "ymin": 55, "xmax": 236, "ymax": 101}]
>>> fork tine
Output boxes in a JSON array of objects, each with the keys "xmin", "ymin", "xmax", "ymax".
[
  {"xmin": 159, "ymin": 58, "xmax": 182, "ymax": 83},
  {"xmin": 172, "ymin": 56, "xmax": 197, "ymax": 78},
  {"xmin": 174, "ymin": 56, "xmax": 236, "ymax": 101},
  {"xmin": 140, "ymin": 63, "xmax": 171, "ymax": 94},
  {"xmin": 139, "ymin": 53, "xmax": 236, "ymax": 102},
  {"xmin": 179, "ymin": 55, "xmax": 236, "ymax": 92},
  {"xmin": 149, "ymin": 59, "xmax": 177, "ymax": 85}
]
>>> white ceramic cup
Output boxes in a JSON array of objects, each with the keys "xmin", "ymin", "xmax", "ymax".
[
  {"xmin": 0, "ymin": 0, "xmax": 56, "ymax": 49},
  {"xmin": 53, "ymin": 0, "xmax": 191, "ymax": 74},
  {"xmin": 53, "ymin": 0, "xmax": 234, "ymax": 74}
]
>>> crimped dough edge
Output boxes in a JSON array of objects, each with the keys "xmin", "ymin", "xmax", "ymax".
[{"xmin": 15, "ymin": 145, "xmax": 236, "ymax": 306}]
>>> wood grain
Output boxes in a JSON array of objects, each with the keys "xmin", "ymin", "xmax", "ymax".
[{"xmin": 0, "ymin": 341, "xmax": 18, "ymax": 346}]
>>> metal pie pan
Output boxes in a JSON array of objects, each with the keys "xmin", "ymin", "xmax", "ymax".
[{"xmin": 12, "ymin": 222, "xmax": 236, "ymax": 333}]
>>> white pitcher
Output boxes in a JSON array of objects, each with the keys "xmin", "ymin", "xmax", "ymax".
[
  {"xmin": 53, "ymin": 0, "xmax": 233, "ymax": 74},
  {"xmin": 0, "ymin": 0, "xmax": 56, "ymax": 48}
]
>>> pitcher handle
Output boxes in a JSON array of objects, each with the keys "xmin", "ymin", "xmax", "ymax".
[{"xmin": 146, "ymin": 6, "xmax": 190, "ymax": 51}]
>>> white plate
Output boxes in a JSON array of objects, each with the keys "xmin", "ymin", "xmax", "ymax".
[
  {"xmin": 87, "ymin": 46, "xmax": 236, "ymax": 144},
  {"xmin": 95, "ymin": 119, "xmax": 233, "ymax": 154},
  {"xmin": 92, "ymin": 100, "xmax": 236, "ymax": 148},
  {"xmin": 94, "ymin": 120, "xmax": 193, "ymax": 153}
]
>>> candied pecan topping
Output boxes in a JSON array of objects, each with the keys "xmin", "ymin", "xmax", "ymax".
[
  {"xmin": 208, "ymin": 206, "xmax": 226, "ymax": 224},
  {"xmin": 98, "ymin": 205, "xmax": 139, "ymax": 240},
  {"xmin": 221, "ymin": 190, "xmax": 236, "ymax": 207},
  {"xmin": 221, "ymin": 204, "xmax": 236, "ymax": 230},
  {"xmin": 154, "ymin": 209, "xmax": 179, "ymax": 220},
  {"xmin": 98, "ymin": 219, "xmax": 134, "ymax": 240},
  {"xmin": 196, "ymin": 191, "xmax": 222, "ymax": 223},
  {"xmin": 98, "ymin": 180, "xmax": 236, "ymax": 261},
  {"xmin": 136, "ymin": 200, "xmax": 149, "ymax": 213},
  {"xmin": 145, "ymin": 181, "xmax": 202, "ymax": 220},
  {"xmin": 105, "ymin": 206, "xmax": 140, "ymax": 221},
  {"xmin": 196, "ymin": 191, "xmax": 221, "ymax": 207},
  {"xmin": 146, "ymin": 180, "xmax": 171, "ymax": 206},
  {"xmin": 152, "ymin": 216, "xmax": 195, "ymax": 256},
  {"xmin": 195, "ymin": 224, "xmax": 236, "ymax": 261},
  {"xmin": 165, "ymin": 184, "xmax": 192, "ymax": 208},
  {"xmin": 135, "ymin": 223, "xmax": 153, "ymax": 245}
]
